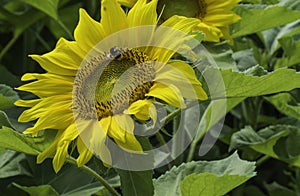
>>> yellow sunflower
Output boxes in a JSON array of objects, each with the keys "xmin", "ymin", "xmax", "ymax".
[
  {"xmin": 15, "ymin": 0, "xmax": 207, "ymax": 172},
  {"xmin": 118, "ymin": 0, "xmax": 241, "ymax": 43}
]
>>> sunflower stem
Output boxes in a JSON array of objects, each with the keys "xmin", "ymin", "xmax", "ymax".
[
  {"xmin": 66, "ymin": 157, "xmax": 120, "ymax": 196},
  {"xmin": 0, "ymin": 35, "xmax": 19, "ymax": 61},
  {"xmin": 171, "ymin": 114, "xmax": 184, "ymax": 165},
  {"xmin": 256, "ymin": 155, "xmax": 270, "ymax": 167}
]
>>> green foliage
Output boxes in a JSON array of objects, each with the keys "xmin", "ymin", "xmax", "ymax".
[
  {"xmin": 0, "ymin": 0, "xmax": 300, "ymax": 195},
  {"xmin": 230, "ymin": 125, "xmax": 300, "ymax": 166},
  {"xmin": 232, "ymin": 3, "xmax": 300, "ymax": 37},
  {"xmin": 153, "ymin": 152, "xmax": 256, "ymax": 196},
  {"xmin": 265, "ymin": 93, "xmax": 300, "ymax": 120},
  {"xmin": 20, "ymin": 0, "xmax": 59, "ymax": 20},
  {"xmin": 0, "ymin": 150, "xmax": 32, "ymax": 178},
  {"xmin": 0, "ymin": 84, "xmax": 19, "ymax": 110},
  {"xmin": 13, "ymin": 183, "xmax": 59, "ymax": 196},
  {"xmin": 117, "ymin": 169, "xmax": 154, "ymax": 196},
  {"xmin": 0, "ymin": 126, "xmax": 56, "ymax": 155}
]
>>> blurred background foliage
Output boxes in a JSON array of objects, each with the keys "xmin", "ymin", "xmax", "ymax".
[{"xmin": 0, "ymin": 0, "xmax": 300, "ymax": 195}]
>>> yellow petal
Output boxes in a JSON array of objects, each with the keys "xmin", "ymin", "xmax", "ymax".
[
  {"xmin": 74, "ymin": 9, "xmax": 106, "ymax": 53},
  {"xmin": 108, "ymin": 115, "xmax": 126, "ymax": 143},
  {"xmin": 146, "ymin": 82, "xmax": 185, "ymax": 108},
  {"xmin": 127, "ymin": 0, "xmax": 158, "ymax": 27},
  {"xmin": 14, "ymin": 99, "xmax": 41, "ymax": 108},
  {"xmin": 76, "ymin": 137, "xmax": 93, "ymax": 167},
  {"xmin": 21, "ymin": 73, "xmax": 74, "ymax": 82},
  {"xmin": 154, "ymin": 62, "xmax": 208, "ymax": 100},
  {"xmin": 148, "ymin": 16, "xmax": 199, "ymax": 63},
  {"xmin": 18, "ymin": 96, "xmax": 71, "ymax": 122},
  {"xmin": 30, "ymin": 38, "xmax": 82, "ymax": 76},
  {"xmin": 204, "ymin": 14, "xmax": 241, "ymax": 26},
  {"xmin": 101, "ymin": 0, "xmax": 128, "ymax": 36},
  {"xmin": 16, "ymin": 78, "xmax": 73, "ymax": 98},
  {"xmin": 126, "ymin": 100, "xmax": 157, "ymax": 123},
  {"xmin": 168, "ymin": 61, "xmax": 208, "ymax": 100},
  {"xmin": 37, "ymin": 131, "xmax": 63, "ymax": 164},
  {"xmin": 53, "ymin": 124, "xmax": 79, "ymax": 173},
  {"xmin": 75, "ymin": 118, "xmax": 112, "ymax": 165},
  {"xmin": 108, "ymin": 114, "xmax": 143, "ymax": 152},
  {"xmin": 115, "ymin": 131, "xmax": 143, "ymax": 152},
  {"xmin": 194, "ymin": 22, "xmax": 223, "ymax": 42}
]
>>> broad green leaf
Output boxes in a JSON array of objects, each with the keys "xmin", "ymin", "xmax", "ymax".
[
  {"xmin": 154, "ymin": 152, "xmax": 256, "ymax": 196},
  {"xmin": 0, "ymin": 126, "xmax": 56, "ymax": 155},
  {"xmin": 218, "ymin": 68, "xmax": 300, "ymax": 98},
  {"xmin": 194, "ymin": 67, "xmax": 300, "ymax": 147},
  {"xmin": 0, "ymin": 150, "xmax": 32, "ymax": 178},
  {"xmin": 0, "ymin": 110, "xmax": 14, "ymax": 128},
  {"xmin": 230, "ymin": 125, "xmax": 300, "ymax": 167},
  {"xmin": 265, "ymin": 93, "xmax": 300, "ymax": 120},
  {"xmin": 232, "ymin": 4, "xmax": 300, "ymax": 37},
  {"xmin": 0, "ymin": 84, "xmax": 19, "ymax": 110},
  {"xmin": 19, "ymin": 0, "xmax": 59, "ymax": 20},
  {"xmin": 117, "ymin": 169, "xmax": 154, "ymax": 196},
  {"xmin": 13, "ymin": 183, "xmax": 59, "ymax": 196},
  {"xmin": 180, "ymin": 173, "xmax": 251, "ymax": 196}
]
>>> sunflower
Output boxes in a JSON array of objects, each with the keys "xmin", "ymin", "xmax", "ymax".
[
  {"xmin": 15, "ymin": 0, "xmax": 207, "ymax": 172},
  {"xmin": 118, "ymin": 0, "xmax": 241, "ymax": 43}
]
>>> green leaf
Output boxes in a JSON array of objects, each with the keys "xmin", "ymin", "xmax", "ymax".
[
  {"xmin": 116, "ymin": 169, "xmax": 154, "ymax": 196},
  {"xmin": 233, "ymin": 49, "xmax": 258, "ymax": 71},
  {"xmin": 13, "ymin": 183, "xmax": 59, "ymax": 196},
  {"xmin": 275, "ymin": 36, "xmax": 300, "ymax": 68},
  {"xmin": 203, "ymin": 42, "xmax": 237, "ymax": 70},
  {"xmin": 229, "ymin": 126, "xmax": 288, "ymax": 151},
  {"xmin": 0, "ymin": 150, "xmax": 32, "ymax": 178},
  {"xmin": 180, "ymin": 173, "xmax": 251, "ymax": 196},
  {"xmin": 61, "ymin": 187, "xmax": 108, "ymax": 196},
  {"xmin": 154, "ymin": 152, "xmax": 256, "ymax": 196},
  {"xmin": 230, "ymin": 125, "xmax": 300, "ymax": 167},
  {"xmin": 207, "ymin": 68, "xmax": 300, "ymax": 98},
  {"xmin": 232, "ymin": 4, "xmax": 300, "ymax": 37},
  {"xmin": 194, "ymin": 67, "xmax": 300, "ymax": 146},
  {"xmin": 19, "ymin": 0, "xmax": 59, "ymax": 20},
  {"xmin": 265, "ymin": 93, "xmax": 300, "ymax": 120},
  {"xmin": 0, "ymin": 110, "xmax": 14, "ymax": 128},
  {"xmin": 262, "ymin": 21, "xmax": 300, "ymax": 55},
  {"xmin": 0, "ymin": 84, "xmax": 19, "ymax": 110},
  {"xmin": 0, "ymin": 126, "xmax": 57, "ymax": 155}
]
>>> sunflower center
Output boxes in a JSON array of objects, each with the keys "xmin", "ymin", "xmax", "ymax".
[
  {"xmin": 197, "ymin": 0, "xmax": 207, "ymax": 19},
  {"xmin": 73, "ymin": 47, "xmax": 155, "ymax": 121}
]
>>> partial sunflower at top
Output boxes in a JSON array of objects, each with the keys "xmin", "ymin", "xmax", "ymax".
[
  {"xmin": 15, "ymin": 0, "xmax": 207, "ymax": 172},
  {"xmin": 118, "ymin": 0, "xmax": 241, "ymax": 43}
]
